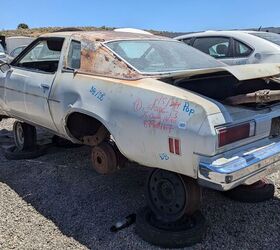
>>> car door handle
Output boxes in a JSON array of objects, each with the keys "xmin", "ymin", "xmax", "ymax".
[{"xmin": 40, "ymin": 84, "xmax": 50, "ymax": 90}]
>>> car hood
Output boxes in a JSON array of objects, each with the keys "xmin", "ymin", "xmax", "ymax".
[{"xmin": 159, "ymin": 63, "xmax": 280, "ymax": 81}]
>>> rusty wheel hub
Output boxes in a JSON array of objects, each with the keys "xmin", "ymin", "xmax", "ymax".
[{"xmin": 91, "ymin": 141, "xmax": 117, "ymax": 174}]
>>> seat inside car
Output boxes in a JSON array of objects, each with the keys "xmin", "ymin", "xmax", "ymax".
[{"xmin": 216, "ymin": 44, "xmax": 228, "ymax": 56}]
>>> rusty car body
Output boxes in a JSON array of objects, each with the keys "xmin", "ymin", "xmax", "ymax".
[{"xmin": 1, "ymin": 31, "xmax": 280, "ymax": 192}]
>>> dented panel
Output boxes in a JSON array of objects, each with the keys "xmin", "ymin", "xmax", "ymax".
[
  {"xmin": 2, "ymin": 31, "xmax": 280, "ymax": 184},
  {"xmin": 78, "ymin": 36, "xmax": 140, "ymax": 79}
]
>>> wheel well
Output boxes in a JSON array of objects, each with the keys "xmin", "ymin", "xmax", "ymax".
[{"xmin": 66, "ymin": 112, "xmax": 107, "ymax": 141}]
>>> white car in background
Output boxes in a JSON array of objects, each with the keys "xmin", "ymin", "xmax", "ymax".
[
  {"xmin": 0, "ymin": 43, "xmax": 8, "ymax": 63},
  {"xmin": 175, "ymin": 31, "xmax": 280, "ymax": 65}
]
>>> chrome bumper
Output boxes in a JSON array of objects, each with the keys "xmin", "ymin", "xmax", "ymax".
[{"xmin": 198, "ymin": 141, "xmax": 280, "ymax": 191}]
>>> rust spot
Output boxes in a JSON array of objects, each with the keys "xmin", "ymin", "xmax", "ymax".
[
  {"xmin": 68, "ymin": 31, "xmax": 171, "ymax": 80},
  {"xmin": 80, "ymin": 38, "xmax": 140, "ymax": 79}
]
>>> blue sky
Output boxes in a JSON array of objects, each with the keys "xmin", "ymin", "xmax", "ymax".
[{"xmin": 1, "ymin": 0, "xmax": 280, "ymax": 32}]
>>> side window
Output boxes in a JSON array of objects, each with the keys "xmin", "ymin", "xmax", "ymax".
[
  {"xmin": 182, "ymin": 38, "xmax": 192, "ymax": 45},
  {"xmin": 193, "ymin": 37, "xmax": 231, "ymax": 58},
  {"xmin": 234, "ymin": 40, "xmax": 253, "ymax": 57},
  {"xmin": 67, "ymin": 40, "xmax": 81, "ymax": 69},
  {"xmin": 10, "ymin": 46, "xmax": 25, "ymax": 58},
  {"xmin": 14, "ymin": 38, "xmax": 64, "ymax": 73},
  {"xmin": 20, "ymin": 40, "xmax": 62, "ymax": 63}
]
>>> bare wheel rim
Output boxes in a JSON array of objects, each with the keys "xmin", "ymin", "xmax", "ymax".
[
  {"xmin": 14, "ymin": 122, "xmax": 24, "ymax": 150},
  {"xmin": 92, "ymin": 149, "xmax": 108, "ymax": 171},
  {"xmin": 91, "ymin": 142, "xmax": 117, "ymax": 174},
  {"xmin": 147, "ymin": 169, "xmax": 187, "ymax": 222}
]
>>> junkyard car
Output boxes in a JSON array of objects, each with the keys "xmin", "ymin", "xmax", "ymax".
[
  {"xmin": 1, "ymin": 31, "xmax": 280, "ymax": 246},
  {"xmin": 175, "ymin": 30, "xmax": 280, "ymax": 65}
]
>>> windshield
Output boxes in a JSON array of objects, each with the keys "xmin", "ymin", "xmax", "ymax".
[
  {"xmin": 250, "ymin": 32, "xmax": 280, "ymax": 46},
  {"xmin": 106, "ymin": 40, "xmax": 224, "ymax": 73},
  {"xmin": 0, "ymin": 44, "xmax": 4, "ymax": 53}
]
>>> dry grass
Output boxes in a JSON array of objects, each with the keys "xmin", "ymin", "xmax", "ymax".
[{"xmin": 0, "ymin": 26, "xmax": 184, "ymax": 38}]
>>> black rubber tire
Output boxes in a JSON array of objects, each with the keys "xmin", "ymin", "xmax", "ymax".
[
  {"xmin": 224, "ymin": 178, "xmax": 275, "ymax": 203},
  {"xmin": 13, "ymin": 121, "xmax": 37, "ymax": 151},
  {"xmin": 136, "ymin": 206, "xmax": 206, "ymax": 248},
  {"xmin": 4, "ymin": 145, "xmax": 47, "ymax": 160}
]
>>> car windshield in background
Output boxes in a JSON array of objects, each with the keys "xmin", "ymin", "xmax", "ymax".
[
  {"xmin": 251, "ymin": 32, "xmax": 280, "ymax": 46},
  {"xmin": 106, "ymin": 40, "xmax": 223, "ymax": 74}
]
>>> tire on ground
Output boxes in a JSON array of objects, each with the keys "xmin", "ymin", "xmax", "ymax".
[
  {"xmin": 13, "ymin": 121, "xmax": 37, "ymax": 151},
  {"xmin": 136, "ymin": 206, "xmax": 206, "ymax": 248},
  {"xmin": 224, "ymin": 178, "xmax": 275, "ymax": 203},
  {"xmin": 4, "ymin": 145, "xmax": 47, "ymax": 160}
]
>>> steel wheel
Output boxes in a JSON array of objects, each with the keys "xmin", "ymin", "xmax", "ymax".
[
  {"xmin": 13, "ymin": 121, "xmax": 37, "ymax": 151},
  {"xmin": 147, "ymin": 169, "xmax": 201, "ymax": 222},
  {"xmin": 91, "ymin": 141, "xmax": 118, "ymax": 174}
]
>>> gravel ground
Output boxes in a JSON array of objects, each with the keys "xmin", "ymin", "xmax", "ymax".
[{"xmin": 0, "ymin": 118, "xmax": 280, "ymax": 250}]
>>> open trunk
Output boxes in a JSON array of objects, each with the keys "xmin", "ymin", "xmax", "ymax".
[{"xmin": 161, "ymin": 64, "xmax": 280, "ymax": 109}]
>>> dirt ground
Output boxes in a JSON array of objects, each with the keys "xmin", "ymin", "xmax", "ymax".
[{"xmin": 0, "ymin": 118, "xmax": 280, "ymax": 250}]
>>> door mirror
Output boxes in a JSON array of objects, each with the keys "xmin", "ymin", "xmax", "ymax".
[{"xmin": 0, "ymin": 63, "xmax": 11, "ymax": 73}]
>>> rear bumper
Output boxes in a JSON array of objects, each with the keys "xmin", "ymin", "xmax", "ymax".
[{"xmin": 198, "ymin": 140, "xmax": 280, "ymax": 191}]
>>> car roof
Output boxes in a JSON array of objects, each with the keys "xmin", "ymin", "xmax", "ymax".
[
  {"xmin": 40, "ymin": 30, "xmax": 171, "ymax": 41},
  {"xmin": 175, "ymin": 30, "xmax": 276, "ymax": 39},
  {"xmin": 175, "ymin": 30, "xmax": 280, "ymax": 51}
]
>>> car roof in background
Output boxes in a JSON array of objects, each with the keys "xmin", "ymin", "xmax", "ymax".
[
  {"xmin": 40, "ymin": 30, "xmax": 171, "ymax": 42},
  {"xmin": 174, "ymin": 30, "xmax": 277, "ymax": 39}
]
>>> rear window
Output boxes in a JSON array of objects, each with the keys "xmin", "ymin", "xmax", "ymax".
[
  {"xmin": 106, "ymin": 40, "xmax": 224, "ymax": 73},
  {"xmin": 250, "ymin": 32, "xmax": 280, "ymax": 46}
]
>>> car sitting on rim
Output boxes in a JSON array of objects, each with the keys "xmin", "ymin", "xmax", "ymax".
[{"xmin": 1, "ymin": 30, "xmax": 280, "ymax": 247}]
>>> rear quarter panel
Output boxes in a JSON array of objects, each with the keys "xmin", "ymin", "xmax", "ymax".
[{"xmin": 50, "ymin": 74, "xmax": 224, "ymax": 177}]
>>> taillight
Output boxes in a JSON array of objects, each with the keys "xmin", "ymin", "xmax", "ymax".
[{"xmin": 217, "ymin": 121, "xmax": 255, "ymax": 147}]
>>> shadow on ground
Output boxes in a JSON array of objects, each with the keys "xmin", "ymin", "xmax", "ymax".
[{"xmin": 0, "ymin": 125, "xmax": 280, "ymax": 249}]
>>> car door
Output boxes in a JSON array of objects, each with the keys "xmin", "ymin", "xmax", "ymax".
[
  {"xmin": 192, "ymin": 36, "xmax": 236, "ymax": 65},
  {"xmin": 5, "ymin": 37, "xmax": 64, "ymax": 131}
]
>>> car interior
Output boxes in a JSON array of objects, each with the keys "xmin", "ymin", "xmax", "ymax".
[{"xmin": 13, "ymin": 38, "xmax": 64, "ymax": 73}]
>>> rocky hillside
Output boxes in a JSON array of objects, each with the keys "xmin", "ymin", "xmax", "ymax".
[
  {"xmin": 0, "ymin": 26, "xmax": 187, "ymax": 38},
  {"xmin": 0, "ymin": 26, "xmax": 279, "ymax": 38}
]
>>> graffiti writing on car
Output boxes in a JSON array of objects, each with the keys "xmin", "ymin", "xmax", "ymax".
[
  {"xmin": 178, "ymin": 121, "xmax": 187, "ymax": 130},
  {"xmin": 159, "ymin": 153, "xmax": 169, "ymax": 160},
  {"xmin": 134, "ymin": 96, "xmax": 181, "ymax": 133},
  {"xmin": 182, "ymin": 102, "xmax": 195, "ymax": 116},
  {"xmin": 90, "ymin": 86, "xmax": 106, "ymax": 101}
]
